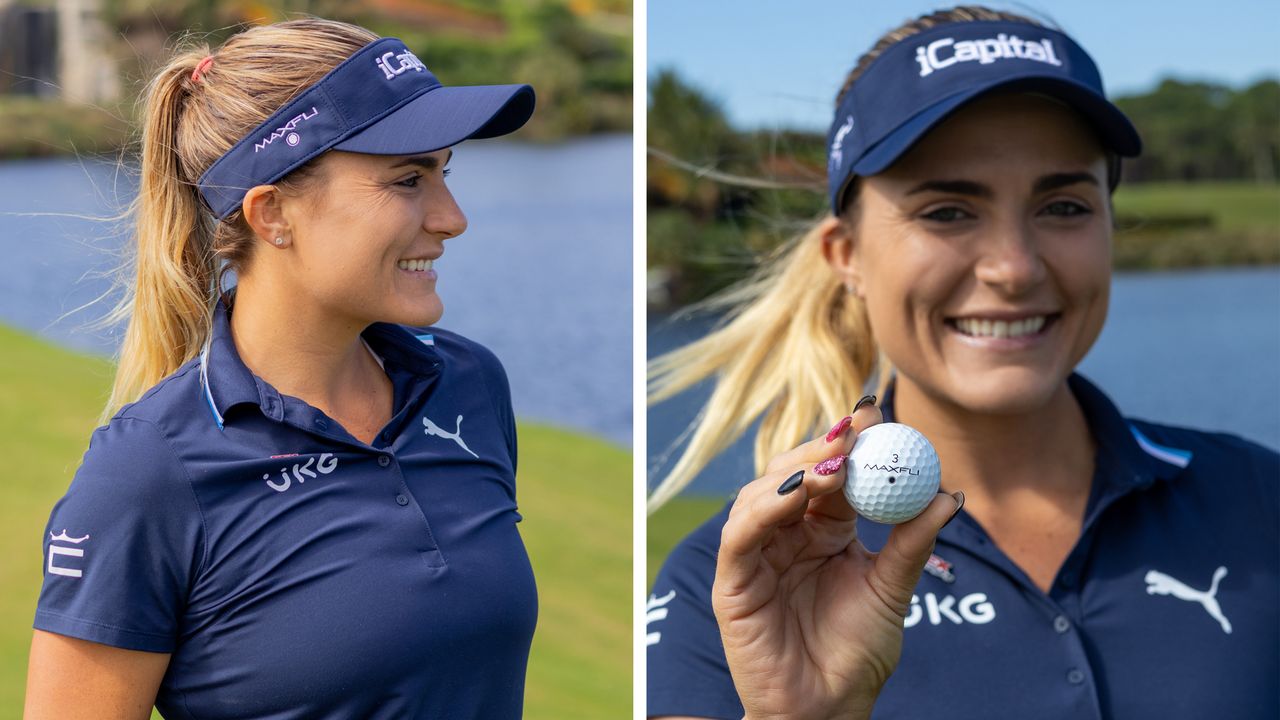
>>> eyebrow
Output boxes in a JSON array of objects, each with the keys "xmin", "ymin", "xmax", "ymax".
[
  {"xmin": 905, "ymin": 179, "xmax": 992, "ymax": 198},
  {"xmin": 388, "ymin": 150, "xmax": 453, "ymax": 170},
  {"xmin": 905, "ymin": 171, "xmax": 1099, "ymax": 198},
  {"xmin": 1032, "ymin": 171, "xmax": 1098, "ymax": 194}
]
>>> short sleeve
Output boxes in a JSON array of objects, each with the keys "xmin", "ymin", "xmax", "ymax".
[
  {"xmin": 647, "ymin": 503, "xmax": 744, "ymax": 719},
  {"xmin": 470, "ymin": 341, "xmax": 518, "ymax": 472},
  {"xmin": 34, "ymin": 416, "xmax": 205, "ymax": 653}
]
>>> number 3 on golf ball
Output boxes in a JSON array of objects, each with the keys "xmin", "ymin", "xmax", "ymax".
[{"xmin": 843, "ymin": 423, "xmax": 941, "ymax": 524}]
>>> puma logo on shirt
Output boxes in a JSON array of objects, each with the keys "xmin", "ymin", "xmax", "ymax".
[
  {"xmin": 1145, "ymin": 566, "xmax": 1232, "ymax": 634},
  {"xmin": 423, "ymin": 414, "xmax": 479, "ymax": 458}
]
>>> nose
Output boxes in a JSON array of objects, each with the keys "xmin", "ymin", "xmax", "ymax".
[
  {"xmin": 974, "ymin": 218, "xmax": 1046, "ymax": 295},
  {"xmin": 424, "ymin": 182, "xmax": 468, "ymax": 239}
]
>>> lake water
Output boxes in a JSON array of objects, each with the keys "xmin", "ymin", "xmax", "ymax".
[
  {"xmin": 649, "ymin": 267, "xmax": 1280, "ymax": 495},
  {"xmin": 0, "ymin": 136, "xmax": 633, "ymax": 446}
]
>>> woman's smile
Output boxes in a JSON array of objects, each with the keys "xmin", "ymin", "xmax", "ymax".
[
  {"xmin": 943, "ymin": 310, "xmax": 1060, "ymax": 351},
  {"xmin": 396, "ymin": 254, "xmax": 439, "ymax": 281}
]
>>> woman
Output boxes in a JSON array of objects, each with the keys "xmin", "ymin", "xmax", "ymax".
[
  {"xmin": 647, "ymin": 7, "xmax": 1278, "ymax": 720},
  {"xmin": 27, "ymin": 19, "xmax": 538, "ymax": 718}
]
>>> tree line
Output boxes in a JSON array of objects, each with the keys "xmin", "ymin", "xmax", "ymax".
[
  {"xmin": 647, "ymin": 70, "xmax": 1280, "ymax": 306},
  {"xmin": 650, "ymin": 69, "xmax": 1278, "ymax": 214}
]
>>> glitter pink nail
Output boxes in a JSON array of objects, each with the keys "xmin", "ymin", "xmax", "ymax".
[
  {"xmin": 813, "ymin": 454, "xmax": 847, "ymax": 476},
  {"xmin": 825, "ymin": 415, "xmax": 852, "ymax": 443}
]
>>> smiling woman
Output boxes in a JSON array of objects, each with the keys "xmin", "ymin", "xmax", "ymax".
[
  {"xmin": 646, "ymin": 6, "xmax": 1278, "ymax": 720},
  {"xmin": 835, "ymin": 92, "xmax": 1114, "ymax": 422},
  {"xmin": 24, "ymin": 17, "xmax": 552, "ymax": 720},
  {"xmin": 238, "ymin": 148, "xmax": 466, "ymax": 337}
]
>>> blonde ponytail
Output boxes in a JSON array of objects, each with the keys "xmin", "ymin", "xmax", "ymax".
[
  {"xmin": 98, "ymin": 19, "xmax": 379, "ymax": 425},
  {"xmin": 100, "ymin": 51, "xmax": 217, "ymax": 426},
  {"xmin": 647, "ymin": 5, "xmax": 1043, "ymax": 511}
]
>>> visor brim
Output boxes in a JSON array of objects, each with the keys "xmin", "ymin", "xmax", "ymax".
[
  {"xmin": 334, "ymin": 83, "xmax": 535, "ymax": 155},
  {"xmin": 850, "ymin": 75, "xmax": 1141, "ymax": 179}
]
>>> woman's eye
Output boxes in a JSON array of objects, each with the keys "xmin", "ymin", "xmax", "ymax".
[
  {"xmin": 442, "ymin": 168, "xmax": 452, "ymax": 178},
  {"xmin": 921, "ymin": 206, "xmax": 973, "ymax": 223},
  {"xmin": 1042, "ymin": 200, "xmax": 1091, "ymax": 217},
  {"xmin": 395, "ymin": 174, "xmax": 421, "ymax": 188}
]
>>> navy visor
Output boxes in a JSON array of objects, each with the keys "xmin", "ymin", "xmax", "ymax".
[
  {"xmin": 198, "ymin": 37, "xmax": 535, "ymax": 219},
  {"xmin": 826, "ymin": 20, "xmax": 1141, "ymax": 210}
]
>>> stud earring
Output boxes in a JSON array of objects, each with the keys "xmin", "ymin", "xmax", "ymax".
[{"xmin": 274, "ymin": 237, "xmax": 284, "ymax": 246}]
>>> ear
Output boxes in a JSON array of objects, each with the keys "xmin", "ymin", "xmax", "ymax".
[
  {"xmin": 241, "ymin": 185, "xmax": 290, "ymax": 248},
  {"xmin": 818, "ymin": 215, "xmax": 864, "ymax": 297}
]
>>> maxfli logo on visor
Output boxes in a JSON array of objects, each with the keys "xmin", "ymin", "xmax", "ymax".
[
  {"xmin": 254, "ymin": 107, "xmax": 319, "ymax": 153},
  {"xmin": 914, "ymin": 33, "xmax": 1063, "ymax": 77}
]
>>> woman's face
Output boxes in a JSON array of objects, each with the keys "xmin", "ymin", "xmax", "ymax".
[
  {"xmin": 833, "ymin": 93, "xmax": 1112, "ymax": 416},
  {"xmin": 277, "ymin": 147, "xmax": 466, "ymax": 329}
]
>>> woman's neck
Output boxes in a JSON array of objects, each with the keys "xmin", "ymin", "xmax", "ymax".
[
  {"xmin": 226, "ymin": 279, "xmax": 383, "ymax": 415},
  {"xmin": 890, "ymin": 376, "xmax": 1096, "ymax": 505}
]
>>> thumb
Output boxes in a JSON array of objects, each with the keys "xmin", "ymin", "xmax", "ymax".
[{"xmin": 871, "ymin": 491, "xmax": 964, "ymax": 610}]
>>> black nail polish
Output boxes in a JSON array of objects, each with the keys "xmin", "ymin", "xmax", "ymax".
[
  {"xmin": 853, "ymin": 394, "xmax": 877, "ymax": 413},
  {"xmin": 941, "ymin": 490, "xmax": 965, "ymax": 529},
  {"xmin": 777, "ymin": 470, "xmax": 804, "ymax": 495}
]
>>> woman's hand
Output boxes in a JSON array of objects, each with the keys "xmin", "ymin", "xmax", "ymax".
[{"xmin": 712, "ymin": 400, "xmax": 962, "ymax": 720}]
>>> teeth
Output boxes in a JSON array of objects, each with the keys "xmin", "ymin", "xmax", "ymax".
[
  {"xmin": 396, "ymin": 258, "xmax": 434, "ymax": 272},
  {"xmin": 955, "ymin": 315, "xmax": 1046, "ymax": 338}
]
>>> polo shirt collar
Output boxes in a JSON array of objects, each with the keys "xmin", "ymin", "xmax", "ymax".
[
  {"xmin": 1066, "ymin": 372, "xmax": 1191, "ymax": 486},
  {"xmin": 199, "ymin": 290, "xmax": 444, "ymax": 431},
  {"xmin": 877, "ymin": 372, "xmax": 1191, "ymax": 491},
  {"xmin": 200, "ymin": 294, "xmax": 259, "ymax": 430}
]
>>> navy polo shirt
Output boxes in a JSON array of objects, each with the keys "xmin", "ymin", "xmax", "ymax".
[
  {"xmin": 647, "ymin": 374, "xmax": 1279, "ymax": 719},
  {"xmin": 35, "ymin": 293, "xmax": 537, "ymax": 718}
]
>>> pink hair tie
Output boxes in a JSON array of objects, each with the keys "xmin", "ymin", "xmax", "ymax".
[{"xmin": 191, "ymin": 56, "xmax": 214, "ymax": 82}]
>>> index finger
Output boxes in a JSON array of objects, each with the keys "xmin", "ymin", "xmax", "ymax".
[
  {"xmin": 804, "ymin": 401, "xmax": 886, "ymax": 521},
  {"xmin": 763, "ymin": 396, "xmax": 883, "ymax": 476}
]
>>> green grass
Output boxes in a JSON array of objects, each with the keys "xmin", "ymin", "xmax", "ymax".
[
  {"xmin": 519, "ymin": 423, "xmax": 631, "ymax": 718},
  {"xmin": 1111, "ymin": 182, "xmax": 1280, "ymax": 269},
  {"xmin": 0, "ymin": 323, "xmax": 630, "ymax": 718},
  {"xmin": 1113, "ymin": 181, "xmax": 1280, "ymax": 234},
  {"xmin": 647, "ymin": 495, "xmax": 726, "ymax": 589}
]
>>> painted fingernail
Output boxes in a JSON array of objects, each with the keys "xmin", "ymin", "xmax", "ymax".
[
  {"xmin": 853, "ymin": 394, "xmax": 877, "ymax": 413},
  {"xmin": 813, "ymin": 454, "xmax": 848, "ymax": 476},
  {"xmin": 825, "ymin": 415, "xmax": 852, "ymax": 442},
  {"xmin": 941, "ymin": 490, "xmax": 965, "ymax": 529},
  {"xmin": 777, "ymin": 470, "xmax": 804, "ymax": 495}
]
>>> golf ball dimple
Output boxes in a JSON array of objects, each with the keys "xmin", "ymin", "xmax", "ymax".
[{"xmin": 843, "ymin": 423, "xmax": 941, "ymax": 524}]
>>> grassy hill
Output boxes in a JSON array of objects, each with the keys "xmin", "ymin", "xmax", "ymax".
[
  {"xmin": 0, "ymin": 323, "xmax": 630, "ymax": 718},
  {"xmin": 647, "ymin": 495, "xmax": 725, "ymax": 589}
]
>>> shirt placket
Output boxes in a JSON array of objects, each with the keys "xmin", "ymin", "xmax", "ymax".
[
  {"xmin": 944, "ymin": 510, "xmax": 1106, "ymax": 720},
  {"xmin": 264, "ymin": 373, "xmax": 450, "ymax": 570}
]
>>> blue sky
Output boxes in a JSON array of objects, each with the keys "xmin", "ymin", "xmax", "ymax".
[{"xmin": 648, "ymin": 0, "xmax": 1280, "ymax": 130}]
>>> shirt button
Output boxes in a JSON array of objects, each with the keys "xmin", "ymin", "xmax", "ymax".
[
  {"xmin": 1053, "ymin": 615, "xmax": 1071, "ymax": 634},
  {"xmin": 395, "ymin": 494, "xmax": 409, "ymax": 506},
  {"xmin": 1066, "ymin": 668, "xmax": 1085, "ymax": 685},
  {"xmin": 377, "ymin": 455, "xmax": 391, "ymax": 467}
]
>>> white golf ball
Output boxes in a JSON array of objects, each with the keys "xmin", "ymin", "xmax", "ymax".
[{"xmin": 843, "ymin": 423, "xmax": 941, "ymax": 524}]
